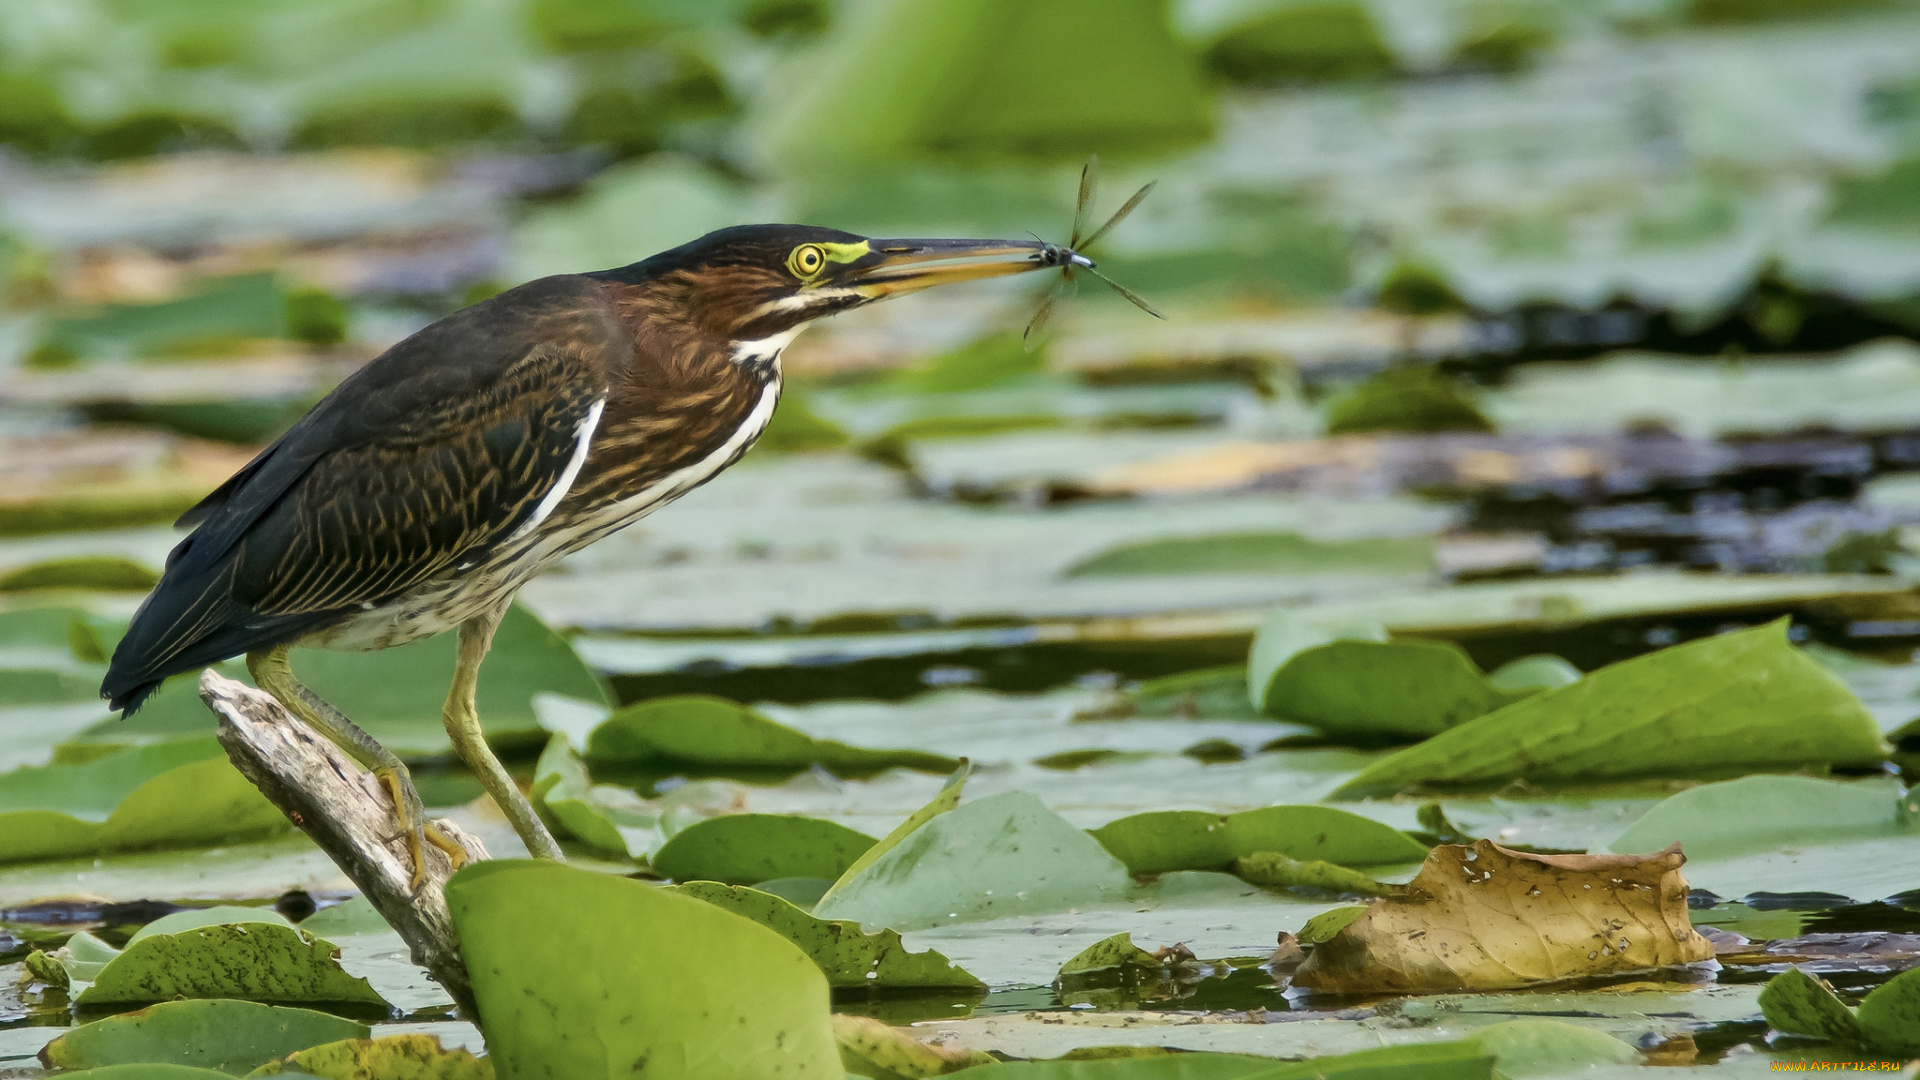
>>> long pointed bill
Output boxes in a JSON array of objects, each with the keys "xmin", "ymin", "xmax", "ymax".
[{"xmin": 846, "ymin": 238, "xmax": 1058, "ymax": 299}]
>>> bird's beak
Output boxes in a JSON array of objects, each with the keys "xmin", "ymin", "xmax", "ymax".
[{"xmin": 842, "ymin": 238, "xmax": 1060, "ymax": 299}]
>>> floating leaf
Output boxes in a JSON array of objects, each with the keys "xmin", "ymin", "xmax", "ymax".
[
  {"xmin": 445, "ymin": 860, "xmax": 841, "ymax": 1079},
  {"xmin": 1456, "ymin": 1020, "xmax": 1637, "ymax": 1078},
  {"xmin": 1762, "ymin": 964, "xmax": 1920, "ymax": 1056},
  {"xmin": 1323, "ymin": 366, "xmax": 1494, "ymax": 436},
  {"xmin": 832, "ymin": 1014, "xmax": 995, "ymax": 1078},
  {"xmin": 529, "ymin": 734, "xmax": 657, "ymax": 858},
  {"xmin": 1331, "ymin": 620, "xmax": 1887, "ymax": 797},
  {"xmin": 247, "ymin": 1034, "xmax": 492, "ymax": 1079},
  {"xmin": 76, "ymin": 604, "xmax": 606, "ymax": 758},
  {"xmin": 76, "ymin": 922, "xmax": 387, "ymax": 1007},
  {"xmin": 1292, "ymin": 841, "xmax": 1714, "ymax": 992},
  {"xmin": 0, "ymin": 556, "xmax": 158, "ymax": 593},
  {"xmin": 814, "ymin": 761, "xmax": 969, "ymax": 912},
  {"xmin": 653, "ymin": 814, "xmax": 877, "ymax": 885},
  {"xmin": 585, "ymin": 694, "xmax": 959, "ymax": 774},
  {"xmin": 54, "ymin": 1060, "xmax": 241, "ymax": 1068},
  {"xmin": 1297, "ymin": 905, "xmax": 1366, "ymax": 945},
  {"xmin": 1057, "ymin": 933, "xmax": 1174, "ymax": 977},
  {"xmin": 0, "ymin": 737, "xmax": 286, "ymax": 864},
  {"xmin": 1089, "ymin": 805, "xmax": 1427, "ymax": 874},
  {"xmin": 946, "ymin": 1054, "xmax": 1278, "ymax": 1078},
  {"xmin": 1230, "ymin": 853, "xmax": 1397, "ymax": 896},
  {"xmin": 814, "ymin": 790, "xmax": 1131, "ymax": 932},
  {"xmin": 40, "ymin": 999, "xmax": 368, "ymax": 1074},
  {"xmin": 1759, "ymin": 967, "xmax": 1867, "ymax": 1046},
  {"xmin": 1247, "ymin": 613, "xmax": 1532, "ymax": 740},
  {"xmin": 1484, "ymin": 655, "xmax": 1581, "ymax": 693},
  {"xmin": 670, "ymin": 882, "xmax": 981, "ymax": 989},
  {"xmin": 1063, "ymin": 532, "xmax": 1430, "ymax": 578},
  {"xmin": 1854, "ymin": 966, "xmax": 1920, "ymax": 1056},
  {"xmin": 1123, "ymin": 666, "xmax": 1262, "ymax": 720},
  {"xmin": 1606, "ymin": 775, "xmax": 1914, "ymax": 859}
]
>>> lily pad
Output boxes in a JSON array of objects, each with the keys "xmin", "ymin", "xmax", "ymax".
[
  {"xmin": 445, "ymin": 859, "xmax": 841, "ymax": 1079},
  {"xmin": 652, "ymin": 814, "xmax": 877, "ymax": 885},
  {"xmin": 947, "ymin": 1055, "xmax": 1277, "ymax": 1079},
  {"xmin": 0, "ymin": 555, "xmax": 158, "ymax": 593},
  {"xmin": 529, "ymin": 734, "xmax": 657, "ymax": 858},
  {"xmin": 1293, "ymin": 841, "xmax": 1713, "ymax": 992},
  {"xmin": 1605, "ymin": 775, "xmax": 1915, "ymax": 859},
  {"xmin": 585, "ymin": 694, "xmax": 959, "ymax": 774},
  {"xmin": 672, "ymin": 882, "xmax": 981, "ymax": 989},
  {"xmin": 246, "ymin": 1034, "xmax": 491, "ymax": 1079},
  {"xmin": 832, "ymin": 1014, "xmax": 996, "ymax": 1078},
  {"xmin": 1057, "ymin": 933, "xmax": 1174, "ymax": 976},
  {"xmin": 39, "ymin": 999, "xmax": 368, "ymax": 1074},
  {"xmin": 1089, "ymin": 805, "xmax": 1428, "ymax": 874},
  {"xmin": 816, "ymin": 763, "xmax": 970, "ymax": 912},
  {"xmin": 1761, "ymin": 964, "xmax": 1920, "ymax": 1055},
  {"xmin": 1323, "ymin": 366, "xmax": 1494, "ymax": 436},
  {"xmin": 814, "ymin": 790, "xmax": 1132, "ymax": 932},
  {"xmin": 1331, "ymin": 620, "xmax": 1887, "ymax": 797},
  {"xmin": 0, "ymin": 736, "xmax": 286, "ymax": 864},
  {"xmin": 54, "ymin": 1068, "xmax": 242, "ymax": 1080},
  {"xmin": 1124, "ymin": 667, "xmax": 1263, "ymax": 721},
  {"xmin": 74, "ymin": 921, "xmax": 386, "ymax": 1007},
  {"xmin": 1247, "ymin": 613, "xmax": 1533, "ymax": 740},
  {"xmin": 1063, "ymin": 533, "xmax": 1431, "ymax": 578},
  {"xmin": 77, "ymin": 604, "xmax": 606, "ymax": 758}
]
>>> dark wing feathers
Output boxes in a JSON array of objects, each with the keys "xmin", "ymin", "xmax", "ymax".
[{"xmin": 103, "ymin": 275, "xmax": 629, "ymax": 712}]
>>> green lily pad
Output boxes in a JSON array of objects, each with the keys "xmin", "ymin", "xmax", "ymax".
[
  {"xmin": 1062, "ymin": 532, "xmax": 1431, "ymax": 578},
  {"xmin": 1330, "ymin": 620, "xmax": 1888, "ymax": 797},
  {"xmin": 39, "ymin": 999, "xmax": 368, "ymax": 1074},
  {"xmin": 1605, "ymin": 775, "xmax": 1914, "ymax": 859},
  {"xmin": 814, "ymin": 790, "xmax": 1132, "ymax": 932},
  {"xmin": 816, "ymin": 762, "xmax": 970, "ymax": 912},
  {"xmin": 1247, "ymin": 614, "xmax": 1528, "ymax": 741},
  {"xmin": 74, "ymin": 922, "xmax": 387, "ymax": 1007},
  {"xmin": 1125, "ymin": 667, "xmax": 1263, "ymax": 720},
  {"xmin": 36, "ymin": 272, "xmax": 288, "ymax": 362},
  {"xmin": 670, "ymin": 881, "xmax": 981, "ymax": 989},
  {"xmin": 652, "ymin": 814, "xmax": 877, "ymax": 885},
  {"xmin": 1298, "ymin": 905, "xmax": 1367, "ymax": 944},
  {"xmin": 1457, "ymin": 1020, "xmax": 1638, "ymax": 1078},
  {"xmin": 1089, "ymin": 805, "xmax": 1427, "ymax": 874},
  {"xmin": 52, "ymin": 1060, "xmax": 243, "ymax": 1068},
  {"xmin": 1231, "ymin": 852, "xmax": 1397, "ymax": 895},
  {"xmin": 529, "ymin": 734, "xmax": 657, "ymax": 858},
  {"xmin": 246, "ymin": 1034, "xmax": 491, "ymax": 1079},
  {"xmin": 761, "ymin": 0, "xmax": 1211, "ymax": 170},
  {"xmin": 133, "ymin": 906, "xmax": 294, "ymax": 941},
  {"xmin": 1057, "ymin": 932, "xmax": 1165, "ymax": 976},
  {"xmin": 0, "ymin": 555, "xmax": 158, "ymax": 593},
  {"xmin": 1484, "ymin": 655, "xmax": 1582, "ymax": 693},
  {"xmin": 1323, "ymin": 366, "xmax": 1495, "ymax": 436},
  {"xmin": 1854, "ymin": 966, "xmax": 1920, "ymax": 1056},
  {"xmin": 75, "ymin": 604, "xmax": 607, "ymax": 758},
  {"xmin": 1760, "ymin": 967, "xmax": 1866, "ymax": 1046},
  {"xmin": 948, "ymin": 1054, "xmax": 1277, "ymax": 1078},
  {"xmin": 445, "ymin": 859, "xmax": 841, "ymax": 1078},
  {"xmin": 0, "ymin": 737, "xmax": 286, "ymax": 864},
  {"xmin": 585, "ymin": 694, "xmax": 958, "ymax": 774}
]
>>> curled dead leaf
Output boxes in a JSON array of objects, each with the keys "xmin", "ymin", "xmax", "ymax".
[{"xmin": 1292, "ymin": 840, "xmax": 1714, "ymax": 992}]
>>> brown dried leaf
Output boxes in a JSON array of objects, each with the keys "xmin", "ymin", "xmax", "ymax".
[{"xmin": 1292, "ymin": 840, "xmax": 1714, "ymax": 993}]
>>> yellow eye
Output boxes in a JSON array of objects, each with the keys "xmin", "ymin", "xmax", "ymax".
[{"xmin": 789, "ymin": 244, "xmax": 825, "ymax": 278}]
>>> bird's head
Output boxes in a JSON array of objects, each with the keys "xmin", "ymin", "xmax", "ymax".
[{"xmin": 605, "ymin": 224, "xmax": 1077, "ymax": 362}]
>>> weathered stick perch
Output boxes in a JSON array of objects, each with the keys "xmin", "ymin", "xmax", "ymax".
[{"xmin": 200, "ymin": 670, "xmax": 487, "ymax": 1017}]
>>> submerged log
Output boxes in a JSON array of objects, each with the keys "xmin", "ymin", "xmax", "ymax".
[{"xmin": 200, "ymin": 670, "xmax": 484, "ymax": 1016}]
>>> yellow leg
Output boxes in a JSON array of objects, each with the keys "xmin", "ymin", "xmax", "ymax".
[
  {"xmin": 248, "ymin": 645, "xmax": 456, "ymax": 890},
  {"xmin": 444, "ymin": 606, "xmax": 564, "ymax": 861}
]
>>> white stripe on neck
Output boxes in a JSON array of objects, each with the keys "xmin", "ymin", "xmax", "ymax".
[{"xmin": 731, "ymin": 325, "xmax": 805, "ymax": 366}]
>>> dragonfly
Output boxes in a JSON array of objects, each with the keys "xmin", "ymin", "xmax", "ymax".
[{"xmin": 1024, "ymin": 156, "xmax": 1164, "ymax": 346}]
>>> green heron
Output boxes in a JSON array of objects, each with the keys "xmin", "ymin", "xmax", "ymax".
[{"xmin": 102, "ymin": 226, "xmax": 1083, "ymax": 885}]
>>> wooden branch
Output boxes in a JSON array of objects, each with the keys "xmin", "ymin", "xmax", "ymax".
[{"xmin": 200, "ymin": 670, "xmax": 486, "ymax": 1017}]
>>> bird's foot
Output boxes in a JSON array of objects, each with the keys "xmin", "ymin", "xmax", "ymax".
[{"xmin": 374, "ymin": 766, "xmax": 461, "ymax": 892}]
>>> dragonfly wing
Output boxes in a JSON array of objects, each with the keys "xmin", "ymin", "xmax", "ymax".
[
  {"xmin": 1079, "ymin": 181, "xmax": 1156, "ymax": 252},
  {"xmin": 1087, "ymin": 266, "xmax": 1164, "ymax": 319},
  {"xmin": 1023, "ymin": 270, "xmax": 1079, "ymax": 346},
  {"xmin": 1070, "ymin": 157, "xmax": 1099, "ymax": 250}
]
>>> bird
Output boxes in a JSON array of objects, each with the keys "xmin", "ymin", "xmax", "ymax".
[{"xmin": 101, "ymin": 225, "xmax": 1079, "ymax": 886}]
